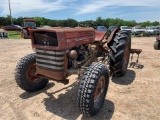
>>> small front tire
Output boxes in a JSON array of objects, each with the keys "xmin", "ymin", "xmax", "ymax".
[
  {"xmin": 78, "ymin": 63, "xmax": 109, "ymax": 116},
  {"xmin": 15, "ymin": 53, "xmax": 48, "ymax": 92}
]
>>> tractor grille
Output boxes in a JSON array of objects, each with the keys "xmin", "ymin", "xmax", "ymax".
[
  {"xmin": 35, "ymin": 49, "xmax": 64, "ymax": 71},
  {"xmin": 33, "ymin": 31, "xmax": 58, "ymax": 46}
]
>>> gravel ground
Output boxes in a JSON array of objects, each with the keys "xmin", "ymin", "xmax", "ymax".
[{"xmin": 0, "ymin": 37, "xmax": 160, "ymax": 120}]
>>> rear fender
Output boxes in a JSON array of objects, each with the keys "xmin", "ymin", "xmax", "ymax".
[{"xmin": 107, "ymin": 28, "xmax": 120, "ymax": 46}]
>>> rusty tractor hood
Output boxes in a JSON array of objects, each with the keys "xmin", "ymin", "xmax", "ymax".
[{"xmin": 30, "ymin": 28, "xmax": 96, "ymax": 50}]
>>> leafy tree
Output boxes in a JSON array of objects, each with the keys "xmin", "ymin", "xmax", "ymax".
[
  {"xmin": 58, "ymin": 20, "xmax": 65, "ymax": 27},
  {"xmin": 140, "ymin": 21, "xmax": 151, "ymax": 27},
  {"xmin": 34, "ymin": 17, "xmax": 45, "ymax": 27},
  {"xmin": 66, "ymin": 18, "xmax": 78, "ymax": 27},
  {"xmin": 0, "ymin": 15, "xmax": 159, "ymax": 28},
  {"xmin": 152, "ymin": 21, "xmax": 160, "ymax": 26},
  {"xmin": 45, "ymin": 19, "xmax": 58, "ymax": 27},
  {"xmin": 0, "ymin": 17, "xmax": 7, "ymax": 26},
  {"xmin": 14, "ymin": 17, "xmax": 23, "ymax": 26}
]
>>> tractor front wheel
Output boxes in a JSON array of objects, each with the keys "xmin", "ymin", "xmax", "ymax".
[
  {"xmin": 15, "ymin": 53, "xmax": 48, "ymax": 92},
  {"xmin": 78, "ymin": 63, "xmax": 109, "ymax": 116}
]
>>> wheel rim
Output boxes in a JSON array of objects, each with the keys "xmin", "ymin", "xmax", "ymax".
[
  {"xmin": 27, "ymin": 64, "xmax": 40, "ymax": 82},
  {"xmin": 122, "ymin": 42, "xmax": 130, "ymax": 71},
  {"xmin": 94, "ymin": 76, "xmax": 105, "ymax": 108}
]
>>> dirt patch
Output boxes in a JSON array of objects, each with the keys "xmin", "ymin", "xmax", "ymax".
[{"xmin": 0, "ymin": 37, "xmax": 160, "ymax": 120}]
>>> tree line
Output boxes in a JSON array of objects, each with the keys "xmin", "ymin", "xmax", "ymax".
[{"xmin": 0, "ymin": 15, "xmax": 159, "ymax": 28}]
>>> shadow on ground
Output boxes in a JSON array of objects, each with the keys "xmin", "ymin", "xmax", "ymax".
[
  {"xmin": 43, "ymin": 81, "xmax": 115, "ymax": 120},
  {"xmin": 111, "ymin": 69, "xmax": 136, "ymax": 85},
  {"xmin": 81, "ymin": 100, "xmax": 114, "ymax": 120},
  {"xmin": 19, "ymin": 82, "xmax": 55, "ymax": 99},
  {"xmin": 20, "ymin": 79, "xmax": 115, "ymax": 120},
  {"xmin": 129, "ymin": 62, "xmax": 144, "ymax": 69},
  {"xmin": 18, "ymin": 67, "xmax": 139, "ymax": 119}
]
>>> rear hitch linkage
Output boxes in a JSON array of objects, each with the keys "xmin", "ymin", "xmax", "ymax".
[{"xmin": 129, "ymin": 49, "xmax": 142, "ymax": 68}]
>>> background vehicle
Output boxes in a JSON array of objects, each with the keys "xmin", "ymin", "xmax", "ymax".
[
  {"xmin": 155, "ymin": 26, "xmax": 160, "ymax": 30},
  {"xmin": 120, "ymin": 26, "xmax": 132, "ymax": 32},
  {"xmin": 4, "ymin": 25, "xmax": 22, "ymax": 31},
  {"xmin": 132, "ymin": 26, "xmax": 145, "ymax": 36},
  {"xmin": 21, "ymin": 18, "xmax": 36, "ymax": 39},
  {"xmin": 154, "ymin": 35, "xmax": 160, "ymax": 50},
  {"xmin": 106, "ymin": 26, "xmax": 118, "ymax": 37},
  {"xmin": 97, "ymin": 26, "xmax": 107, "ymax": 31},
  {"xmin": 42, "ymin": 25, "xmax": 52, "ymax": 28},
  {"xmin": 145, "ymin": 26, "xmax": 160, "ymax": 36},
  {"xmin": 15, "ymin": 26, "xmax": 140, "ymax": 116},
  {"xmin": 108, "ymin": 26, "xmax": 117, "ymax": 32}
]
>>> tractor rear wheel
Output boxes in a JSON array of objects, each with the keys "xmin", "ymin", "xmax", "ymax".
[
  {"xmin": 154, "ymin": 41, "xmax": 160, "ymax": 50},
  {"xmin": 15, "ymin": 53, "xmax": 48, "ymax": 92},
  {"xmin": 78, "ymin": 63, "xmax": 109, "ymax": 116},
  {"xmin": 109, "ymin": 30, "xmax": 131, "ymax": 76}
]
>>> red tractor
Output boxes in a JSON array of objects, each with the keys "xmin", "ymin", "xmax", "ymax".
[
  {"xmin": 154, "ymin": 35, "xmax": 160, "ymax": 50},
  {"xmin": 15, "ymin": 27, "xmax": 140, "ymax": 116},
  {"xmin": 21, "ymin": 18, "xmax": 36, "ymax": 39}
]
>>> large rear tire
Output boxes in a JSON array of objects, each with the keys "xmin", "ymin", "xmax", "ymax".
[
  {"xmin": 109, "ymin": 30, "xmax": 131, "ymax": 76},
  {"xmin": 78, "ymin": 63, "xmax": 109, "ymax": 116},
  {"xmin": 154, "ymin": 41, "xmax": 160, "ymax": 50},
  {"xmin": 15, "ymin": 53, "xmax": 48, "ymax": 92}
]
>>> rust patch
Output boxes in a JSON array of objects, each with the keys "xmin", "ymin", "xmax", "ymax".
[
  {"xmin": 95, "ymin": 31, "xmax": 106, "ymax": 41},
  {"xmin": 36, "ymin": 67, "xmax": 66, "ymax": 81},
  {"xmin": 130, "ymin": 49, "xmax": 142, "ymax": 54}
]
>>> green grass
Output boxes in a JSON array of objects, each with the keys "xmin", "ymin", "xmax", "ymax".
[{"xmin": 8, "ymin": 31, "xmax": 22, "ymax": 39}]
